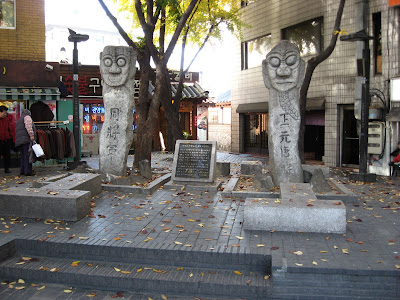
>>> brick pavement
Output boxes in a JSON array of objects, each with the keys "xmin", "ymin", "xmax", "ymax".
[{"xmin": 0, "ymin": 152, "xmax": 399, "ymax": 299}]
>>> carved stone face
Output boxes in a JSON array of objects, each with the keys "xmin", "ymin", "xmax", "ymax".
[
  {"xmin": 263, "ymin": 41, "xmax": 302, "ymax": 92},
  {"xmin": 100, "ymin": 46, "xmax": 136, "ymax": 87}
]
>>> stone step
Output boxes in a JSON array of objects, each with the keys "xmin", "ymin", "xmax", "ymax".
[
  {"xmin": 0, "ymin": 239, "xmax": 272, "ymax": 298},
  {"xmin": 2, "ymin": 239, "xmax": 271, "ymax": 274}
]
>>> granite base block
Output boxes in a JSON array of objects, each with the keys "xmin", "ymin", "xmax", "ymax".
[
  {"xmin": 216, "ymin": 162, "xmax": 230, "ymax": 176},
  {"xmin": 0, "ymin": 188, "xmax": 91, "ymax": 221},
  {"xmin": 240, "ymin": 162, "xmax": 263, "ymax": 175},
  {"xmin": 244, "ymin": 198, "xmax": 346, "ymax": 234}
]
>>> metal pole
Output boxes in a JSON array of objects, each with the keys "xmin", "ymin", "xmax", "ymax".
[
  {"xmin": 72, "ymin": 42, "xmax": 80, "ymax": 162},
  {"xmin": 359, "ymin": 44, "xmax": 370, "ymax": 175}
]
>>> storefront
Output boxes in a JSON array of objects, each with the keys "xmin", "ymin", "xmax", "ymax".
[{"xmin": 0, "ymin": 60, "xmax": 62, "ymax": 167}]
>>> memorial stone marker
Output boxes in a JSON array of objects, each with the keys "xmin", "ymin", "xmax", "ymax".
[
  {"xmin": 262, "ymin": 40, "xmax": 305, "ymax": 185},
  {"xmin": 99, "ymin": 46, "xmax": 137, "ymax": 176},
  {"xmin": 172, "ymin": 140, "xmax": 217, "ymax": 183}
]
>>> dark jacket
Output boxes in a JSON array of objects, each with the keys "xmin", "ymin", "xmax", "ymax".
[
  {"xmin": 15, "ymin": 110, "xmax": 36, "ymax": 147},
  {"xmin": 30, "ymin": 101, "xmax": 54, "ymax": 122}
]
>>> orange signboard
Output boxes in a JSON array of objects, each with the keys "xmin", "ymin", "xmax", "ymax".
[{"xmin": 389, "ymin": 0, "xmax": 400, "ymax": 7}]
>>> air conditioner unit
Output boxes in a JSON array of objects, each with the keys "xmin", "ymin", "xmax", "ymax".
[{"xmin": 367, "ymin": 122, "xmax": 384, "ymax": 154}]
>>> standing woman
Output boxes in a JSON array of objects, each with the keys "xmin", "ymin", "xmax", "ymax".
[
  {"xmin": 15, "ymin": 109, "xmax": 36, "ymax": 176},
  {"xmin": 0, "ymin": 105, "xmax": 13, "ymax": 173}
]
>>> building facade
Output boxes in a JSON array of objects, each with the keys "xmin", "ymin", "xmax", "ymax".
[
  {"xmin": 0, "ymin": 0, "xmax": 45, "ymax": 61},
  {"xmin": 232, "ymin": 0, "xmax": 400, "ymax": 175}
]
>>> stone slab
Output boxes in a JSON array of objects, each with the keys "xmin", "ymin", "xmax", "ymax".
[
  {"xmin": 244, "ymin": 198, "xmax": 346, "ymax": 234},
  {"xmin": 0, "ymin": 188, "xmax": 91, "ymax": 221},
  {"xmin": 164, "ymin": 180, "xmax": 222, "ymax": 192},
  {"xmin": 172, "ymin": 140, "xmax": 217, "ymax": 183},
  {"xmin": 302, "ymin": 165, "xmax": 330, "ymax": 178},
  {"xmin": 44, "ymin": 173, "xmax": 102, "ymax": 197},
  {"xmin": 280, "ymin": 183, "xmax": 317, "ymax": 201},
  {"xmin": 102, "ymin": 173, "xmax": 171, "ymax": 195},
  {"xmin": 216, "ymin": 162, "xmax": 230, "ymax": 176},
  {"xmin": 240, "ymin": 161, "xmax": 263, "ymax": 175}
]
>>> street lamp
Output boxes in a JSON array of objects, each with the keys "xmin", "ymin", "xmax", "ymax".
[
  {"xmin": 68, "ymin": 28, "xmax": 89, "ymax": 164},
  {"xmin": 340, "ymin": 30, "xmax": 376, "ymax": 182}
]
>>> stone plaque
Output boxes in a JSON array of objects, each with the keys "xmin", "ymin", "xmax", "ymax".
[{"xmin": 172, "ymin": 140, "xmax": 217, "ymax": 183}]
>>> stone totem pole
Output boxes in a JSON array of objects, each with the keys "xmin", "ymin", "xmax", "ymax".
[
  {"xmin": 99, "ymin": 46, "xmax": 137, "ymax": 176},
  {"xmin": 262, "ymin": 41, "xmax": 305, "ymax": 185}
]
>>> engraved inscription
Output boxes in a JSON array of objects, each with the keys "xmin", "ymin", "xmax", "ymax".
[{"xmin": 175, "ymin": 144, "xmax": 212, "ymax": 179}]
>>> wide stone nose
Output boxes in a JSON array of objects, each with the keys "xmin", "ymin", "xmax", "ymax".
[
  {"xmin": 276, "ymin": 64, "xmax": 291, "ymax": 77},
  {"xmin": 109, "ymin": 63, "xmax": 121, "ymax": 74}
]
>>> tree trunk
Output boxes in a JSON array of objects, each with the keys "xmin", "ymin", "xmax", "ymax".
[
  {"xmin": 155, "ymin": 63, "xmax": 183, "ymax": 151},
  {"xmin": 298, "ymin": 0, "xmax": 346, "ymax": 163}
]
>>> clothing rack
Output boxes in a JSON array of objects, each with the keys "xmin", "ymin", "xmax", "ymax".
[{"xmin": 33, "ymin": 120, "xmax": 72, "ymax": 169}]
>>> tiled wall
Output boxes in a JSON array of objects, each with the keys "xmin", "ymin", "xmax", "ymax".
[{"xmin": 232, "ymin": 0, "xmax": 398, "ymax": 167}]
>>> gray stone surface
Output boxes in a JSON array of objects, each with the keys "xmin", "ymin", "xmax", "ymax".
[
  {"xmin": 44, "ymin": 173, "xmax": 102, "ymax": 197},
  {"xmin": 0, "ymin": 187, "xmax": 91, "ymax": 221},
  {"xmin": 243, "ymin": 197, "xmax": 346, "ymax": 234},
  {"xmin": 253, "ymin": 174, "xmax": 275, "ymax": 191},
  {"xmin": 302, "ymin": 165, "xmax": 330, "ymax": 178},
  {"xmin": 310, "ymin": 168, "xmax": 332, "ymax": 193},
  {"xmin": 139, "ymin": 159, "xmax": 152, "ymax": 179},
  {"xmin": 303, "ymin": 170, "xmax": 312, "ymax": 183},
  {"xmin": 216, "ymin": 162, "xmax": 230, "ymax": 176},
  {"xmin": 240, "ymin": 161, "xmax": 263, "ymax": 175},
  {"xmin": 262, "ymin": 41, "xmax": 305, "ymax": 185},
  {"xmin": 280, "ymin": 183, "xmax": 317, "ymax": 201},
  {"xmin": 99, "ymin": 46, "xmax": 137, "ymax": 176},
  {"xmin": 172, "ymin": 140, "xmax": 217, "ymax": 183}
]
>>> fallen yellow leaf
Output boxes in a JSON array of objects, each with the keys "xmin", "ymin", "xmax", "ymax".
[
  {"xmin": 114, "ymin": 267, "xmax": 121, "ymax": 272},
  {"xmin": 257, "ymin": 244, "xmax": 265, "ymax": 247},
  {"xmin": 177, "ymin": 267, "xmax": 184, "ymax": 271},
  {"xmin": 264, "ymin": 275, "xmax": 270, "ymax": 280},
  {"xmin": 312, "ymin": 261, "xmax": 318, "ymax": 265},
  {"xmin": 293, "ymin": 251, "xmax": 303, "ymax": 255},
  {"xmin": 320, "ymin": 251, "xmax": 328, "ymax": 253},
  {"xmin": 137, "ymin": 268, "xmax": 143, "ymax": 273},
  {"xmin": 78, "ymin": 237, "xmax": 89, "ymax": 240},
  {"xmin": 395, "ymin": 265, "xmax": 400, "ymax": 269},
  {"xmin": 295, "ymin": 263, "xmax": 303, "ymax": 266},
  {"xmin": 64, "ymin": 290, "xmax": 72, "ymax": 293},
  {"xmin": 174, "ymin": 241, "xmax": 182, "ymax": 245},
  {"xmin": 17, "ymin": 279, "xmax": 25, "ymax": 283},
  {"xmin": 161, "ymin": 295, "xmax": 168, "ymax": 300},
  {"xmin": 236, "ymin": 236, "xmax": 244, "ymax": 240},
  {"xmin": 121, "ymin": 271, "xmax": 131, "ymax": 274},
  {"xmin": 37, "ymin": 286, "xmax": 46, "ymax": 290},
  {"xmin": 234, "ymin": 271, "xmax": 242, "ymax": 275}
]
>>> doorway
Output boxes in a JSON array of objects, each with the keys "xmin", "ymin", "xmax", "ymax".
[{"xmin": 340, "ymin": 105, "xmax": 359, "ymax": 166}]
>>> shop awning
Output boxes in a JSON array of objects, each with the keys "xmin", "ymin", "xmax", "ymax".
[
  {"xmin": 0, "ymin": 87, "xmax": 60, "ymax": 101},
  {"xmin": 236, "ymin": 98, "xmax": 325, "ymax": 113},
  {"xmin": 386, "ymin": 107, "xmax": 400, "ymax": 121},
  {"xmin": 236, "ymin": 102, "xmax": 268, "ymax": 113}
]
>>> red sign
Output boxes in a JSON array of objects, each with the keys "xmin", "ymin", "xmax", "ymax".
[{"xmin": 389, "ymin": 0, "xmax": 400, "ymax": 7}]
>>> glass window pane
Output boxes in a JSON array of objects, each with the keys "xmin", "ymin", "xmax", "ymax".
[
  {"xmin": 0, "ymin": 0, "xmax": 16, "ymax": 28},
  {"xmin": 247, "ymin": 35, "xmax": 271, "ymax": 68},
  {"xmin": 283, "ymin": 18, "xmax": 323, "ymax": 57}
]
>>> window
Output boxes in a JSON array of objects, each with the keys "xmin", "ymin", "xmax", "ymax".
[
  {"xmin": 241, "ymin": 0, "xmax": 257, "ymax": 7},
  {"xmin": 0, "ymin": 0, "xmax": 16, "ymax": 29},
  {"xmin": 373, "ymin": 12, "xmax": 382, "ymax": 74},
  {"xmin": 282, "ymin": 18, "xmax": 323, "ymax": 57},
  {"xmin": 241, "ymin": 34, "xmax": 272, "ymax": 70}
]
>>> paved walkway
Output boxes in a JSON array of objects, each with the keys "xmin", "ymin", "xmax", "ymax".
[{"xmin": 0, "ymin": 152, "xmax": 399, "ymax": 299}]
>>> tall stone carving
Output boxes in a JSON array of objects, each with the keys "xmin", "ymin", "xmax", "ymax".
[
  {"xmin": 99, "ymin": 46, "xmax": 137, "ymax": 176},
  {"xmin": 262, "ymin": 41, "xmax": 305, "ymax": 185}
]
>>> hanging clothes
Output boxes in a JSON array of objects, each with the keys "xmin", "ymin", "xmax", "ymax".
[{"xmin": 35, "ymin": 127, "xmax": 76, "ymax": 160}]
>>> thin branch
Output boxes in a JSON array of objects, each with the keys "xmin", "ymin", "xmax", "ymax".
[
  {"xmin": 164, "ymin": 0, "xmax": 200, "ymax": 62},
  {"xmin": 97, "ymin": 0, "xmax": 140, "ymax": 56}
]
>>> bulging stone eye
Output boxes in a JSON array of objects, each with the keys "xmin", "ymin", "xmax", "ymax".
[
  {"xmin": 117, "ymin": 58, "xmax": 126, "ymax": 67},
  {"xmin": 285, "ymin": 55, "xmax": 297, "ymax": 66},
  {"xmin": 269, "ymin": 57, "xmax": 280, "ymax": 67},
  {"xmin": 104, "ymin": 58, "xmax": 112, "ymax": 67}
]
